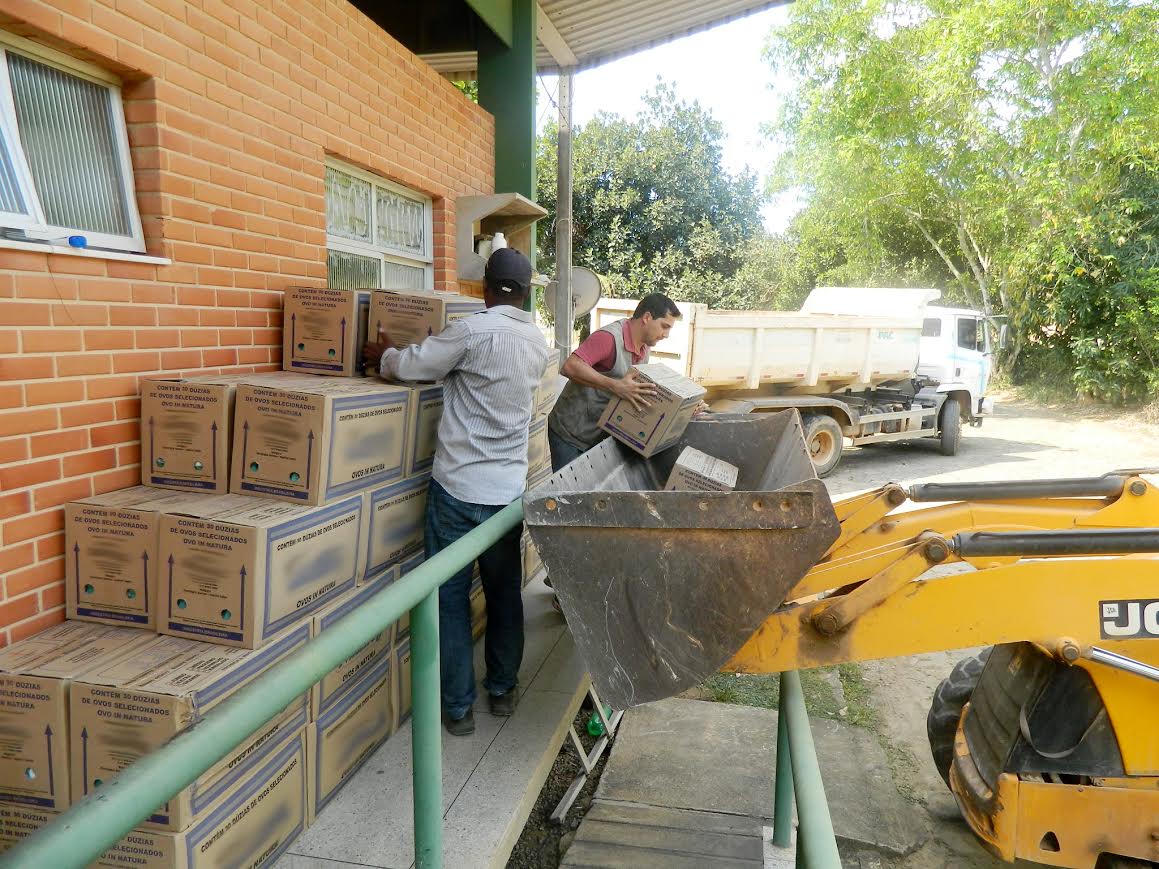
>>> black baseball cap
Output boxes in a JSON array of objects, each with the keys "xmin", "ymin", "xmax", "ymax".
[{"xmin": 484, "ymin": 247, "xmax": 532, "ymax": 294}]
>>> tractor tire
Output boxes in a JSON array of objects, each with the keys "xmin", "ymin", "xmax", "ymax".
[
  {"xmin": 802, "ymin": 414, "xmax": 844, "ymax": 477},
  {"xmin": 938, "ymin": 398, "xmax": 962, "ymax": 457},
  {"xmin": 927, "ymin": 648, "xmax": 992, "ymax": 787}
]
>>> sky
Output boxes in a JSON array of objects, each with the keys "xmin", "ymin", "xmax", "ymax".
[{"xmin": 535, "ymin": 6, "xmax": 801, "ymax": 234}]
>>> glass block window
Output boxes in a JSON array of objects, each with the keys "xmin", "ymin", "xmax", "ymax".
[
  {"xmin": 325, "ymin": 159, "xmax": 432, "ymax": 290},
  {"xmin": 0, "ymin": 34, "xmax": 144, "ymax": 251}
]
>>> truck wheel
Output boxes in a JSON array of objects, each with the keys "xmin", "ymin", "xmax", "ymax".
[
  {"xmin": 927, "ymin": 648, "xmax": 991, "ymax": 787},
  {"xmin": 938, "ymin": 399, "xmax": 962, "ymax": 456},
  {"xmin": 802, "ymin": 414, "xmax": 843, "ymax": 477}
]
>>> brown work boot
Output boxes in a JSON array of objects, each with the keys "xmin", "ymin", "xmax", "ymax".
[
  {"xmin": 488, "ymin": 687, "xmax": 519, "ymax": 717},
  {"xmin": 443, "ymin": 709, "xmax": 475, "ymax": 736}
]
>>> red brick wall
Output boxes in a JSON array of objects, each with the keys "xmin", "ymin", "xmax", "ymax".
[{"xmin": 0, "ymin": 0, "xmax": 495, "ymax": 644}]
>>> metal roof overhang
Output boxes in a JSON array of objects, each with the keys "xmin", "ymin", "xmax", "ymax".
[{"xmin": 420, "ymin": 0, "xmax": 786, "ymax": 76}]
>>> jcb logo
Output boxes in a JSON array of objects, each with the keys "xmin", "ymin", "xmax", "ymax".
[{"xmin": 1100, "ymin": 599, "xmax": 1159, "ymax": 639}]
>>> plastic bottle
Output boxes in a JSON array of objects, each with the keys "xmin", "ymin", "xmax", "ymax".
[
  {"xmin": 586, "ymin": 705, "xmax": 613, "ymax": 737},
  {"xmin": 491, "ymin": 231, "xmax": 507, "ymax": 250}
]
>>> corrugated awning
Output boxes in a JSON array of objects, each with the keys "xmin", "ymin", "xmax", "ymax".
[{"xmin": 420, "ymin": 0, "xmax": 785, "ymax": 76}]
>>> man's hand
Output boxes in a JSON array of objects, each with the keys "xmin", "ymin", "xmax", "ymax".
[
  {"xmin": 362, "ymin": 330, "xmax": 396, "ymax": 371},
  {"xmin": 692, "ymin": 400, "xmax": 711, "ymax": 418},
  {"xmin": 612, "ymin": 370, "xmax": 659, "ymax": 411}
]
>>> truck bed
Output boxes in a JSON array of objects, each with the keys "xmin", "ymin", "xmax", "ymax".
[{"xmin": 592, "ymin": 293, "xmax": 925, "ymax": 393}]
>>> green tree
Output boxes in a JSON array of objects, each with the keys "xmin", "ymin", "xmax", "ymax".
[
  {"xmin": 536, "ymin": 82, "xmax": 766, "ymax": 308},
  {"xmin": 767, "ymin": 0, "xmax": 1159, "ymax": 384}
]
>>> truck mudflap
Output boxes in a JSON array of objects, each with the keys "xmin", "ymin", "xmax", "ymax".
[{"xmin": 523, "ymin": 411, "xmax": 840, "ymax": 709}]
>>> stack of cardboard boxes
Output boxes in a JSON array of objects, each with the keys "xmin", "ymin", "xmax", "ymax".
[
  {"xmin": 520, "ymin": 347, "xmax": 560, "ymax": 589},
  {"xmin": 0, "ymin": 287, "xmax": 576, "ymax": 865}
]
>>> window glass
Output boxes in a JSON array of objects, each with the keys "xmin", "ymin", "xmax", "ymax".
[
  {"xmin": 325, "ymin": 160, "xmax": 432, "ymax": 289},
  {"xmin": 0, "ymin": 41, "xmax": 143, "ymax": 250},
  {"xmin": 921, "ymin": 318, "xmax": 941, "ymax": 338},
  {"xmin": 957, "ymin": 317, "xmax": 980, "ymax": 351}
]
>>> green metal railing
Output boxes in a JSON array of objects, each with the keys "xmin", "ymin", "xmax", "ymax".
[
  {"xmin": 1, "ymin": 500, "xmax": 526, "ymax": 869},
  {"xmin": 2, "ymin": 496, "xmax": 842, "ymax": 869},
  {"xmin": 772, "ymin": 669, "xmax": 842, "ymax": 867}
]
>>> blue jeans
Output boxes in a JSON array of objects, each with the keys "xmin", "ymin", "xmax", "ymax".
[
  {"xmin": 548, "ymin": 428, "xmax": 588, "ymax": 472},
  {"xmin": 425, "ymin": 479, "xmax": 524, "ymax": 720}
]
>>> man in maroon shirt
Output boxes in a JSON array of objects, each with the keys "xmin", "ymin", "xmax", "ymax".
[{"xmin": 547, "ymin": 293, "xmax": 682, "ymax": 470}]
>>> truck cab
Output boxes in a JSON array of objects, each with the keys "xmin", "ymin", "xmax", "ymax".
[{"xmin": 917, "ymin": 307, "xmax": 999, "ymax": 422}]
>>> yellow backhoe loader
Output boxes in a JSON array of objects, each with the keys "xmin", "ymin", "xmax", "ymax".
[{"xmin": 524, "ymin": 411, "xmax": 1159, "ymax": 869}]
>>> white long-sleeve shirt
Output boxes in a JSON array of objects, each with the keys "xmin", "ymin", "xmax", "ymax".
[{"xmin": 380, "ymin": 305, "xmax": 548, "ymax": 505}]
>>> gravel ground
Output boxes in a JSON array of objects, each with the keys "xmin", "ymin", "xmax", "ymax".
[{"xmin": 507, "ymin": 708, "xmax": 608, "ymax": 869}]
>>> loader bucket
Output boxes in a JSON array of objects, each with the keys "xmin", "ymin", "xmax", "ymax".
[{"xmin": 523, "ymin": 411, "xmax": 840, "ymax": 709}]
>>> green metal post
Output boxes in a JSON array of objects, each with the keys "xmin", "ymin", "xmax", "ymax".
[
  {"xmin": 477, "ymin": 0, "xmax": 536, "ymax": 200},
  {"xmin": 411, "ymin": 590, "xmax": 442, "ymax": 869},
  {"xmin": 477, "ymin": 0, "xmax": 537, "ymax": 293},
  {"xmin": 772, "ymin": 671, "xmax": 795, "ymax": 848},
  {"xmin": 1, "ymin": 501, "xmax": 525, "ymax": 869},
  {"xmin": 781, "ymin": 670, "xmax": 842, "ymax": 868}
]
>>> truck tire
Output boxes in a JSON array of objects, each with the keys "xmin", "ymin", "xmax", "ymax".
[
  {"xmin": 938, "ymin": 399, "xmax": 962, "ymax": 457},
  {"xmin": 802, "ymin": 414, "xmax": 843, "ymax": 477},
  {"xmin": 927, "ymin": 648, "xmax": 991, "ymax": 787}
]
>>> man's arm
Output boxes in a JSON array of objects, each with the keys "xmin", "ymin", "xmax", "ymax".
[
  {"xmin": 365, "ymin": 321, "xmax": 470, "ymax": 382},
  {"xmin": 560, "ymin": 353, "xmax": 657, "ymax": 411}
]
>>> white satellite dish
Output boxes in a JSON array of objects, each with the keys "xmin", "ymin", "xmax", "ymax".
[{"xmin": 545, "ymin": 267, "xmax": 605, "ymax": 318}]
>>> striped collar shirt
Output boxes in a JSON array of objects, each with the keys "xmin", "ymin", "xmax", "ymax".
[{"xmin": 380, "ymin": 305, "xmax": 549, "ymax": 505}]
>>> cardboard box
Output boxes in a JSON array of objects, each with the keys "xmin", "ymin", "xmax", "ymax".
[
  {"xmin": 140, "ymin": 376, "xmax": 254, "ymax": 494},
  {"xmin": 534, "ymin": 348, "xmax": 562, "ymax": 419},
  {"xmin": 665, "ymin": 446, "xmax": 739, "ymax": 492},
  {"xmin": 283, "ymin": 286, "xmax": 371, "ymax": 377},
  {"xmin": 597, "ymin": 364, "xmax": 706, "ymax": 458},
  {"xmin": 526, "ymin": 417, "xmax": 549, "ymax": 479},
  {"xmin": 0, "ymin": 623, "xmax": 157, "ymax": 811},
  {"xmin": 403, "ymin": 384, "xmax": 443, "ymax": 477},
  {"xmin": 158, "ymin": 494, "xmax": 365, "ymax": 648},
  {"xmin": 70, "ymin": 623, "xmax": 311, "ymax": 831},
  {"xmin": 369, "ymin": 290, "xmax": 483, "ymax": 349},
  {"xmin": 363, "ymin": 475, "xmax": 428, "ymax": 581},
  {"xmin": 231, "ymin": 377, "xmax": 410, "ymax": 505},
  {"xmin": 526, "ymin": 464, "xmax": 552, "ymax": 493},
  {"xmin": 0, "ymin": 804, "xmax": 54, "ymax": 852},
  {"xmin": 391, "ymin": 553, "xmax": 418, "ymax": 641},
  {"xmin": 65, "ymin": 487, "xmax": 201, "ymax": 628},
  {"xmin": 307, "ymin": 653, "xmax": 392, "ymax": 823},
  {"xmin": 103, "ymin": 727, "xmax": 308, "ymax": 868},
  {"xmin": 393, "ymin": 637, "xmax": 411, "ymax": 730},
  {"xmin": 310, "ymin": 568, "xmax": 396, "ymax": 718},
  {"xmin": 521, "ymin": 531, "xmax": 545, "ymax": 588},
  {"xmin": 0, "ymin": 729, "xmax": 308, "ymax": 868}
]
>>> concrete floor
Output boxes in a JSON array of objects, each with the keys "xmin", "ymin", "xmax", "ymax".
[
  {"xmin": 278, "ymin": 577, "xmax": 589, "ymax": 869},
  {"xmin": 563, "ymin": 697, "xmax": 925, "ymax": 868}
]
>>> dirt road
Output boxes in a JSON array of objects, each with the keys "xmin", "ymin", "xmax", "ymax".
[{"xmin": 823, "ymin": 396, "xmax": 1159, "ymax": 869}]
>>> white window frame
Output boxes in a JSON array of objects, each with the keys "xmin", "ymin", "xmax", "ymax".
[
  {"xmin": 0, "ymin": 31, "xmax": 145, "ymax": 253},
  {"xmin": 324, "ymin": 157, "xmax": 434, "ymax": 289}
]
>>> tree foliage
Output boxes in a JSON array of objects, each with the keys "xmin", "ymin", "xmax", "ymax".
[
  {"xmin": 765, "ymin": 0, "xmax": 1159, "ymax": 398},
  {"xmin": 536, "ymin": 83, "xmax": 767, "ymax": 308}
]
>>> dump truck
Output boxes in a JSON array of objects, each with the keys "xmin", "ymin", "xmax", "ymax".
[
  {"xmin": 591, "ymin": 287, "xmax": 1003, "ymax": 476},
  {"xmin": 525, "ymin": 414, "xmax": 1159, "ymax": 868}
]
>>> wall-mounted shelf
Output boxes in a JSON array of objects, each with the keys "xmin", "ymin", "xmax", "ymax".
[{"xmin": 456, "ymin": 193, "xmax": 548, "ymax": 283}]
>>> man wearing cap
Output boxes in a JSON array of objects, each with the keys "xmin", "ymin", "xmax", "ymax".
[{"xmin": 363, "ymin": 248, "xmax": 548, "ymax": 736}]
